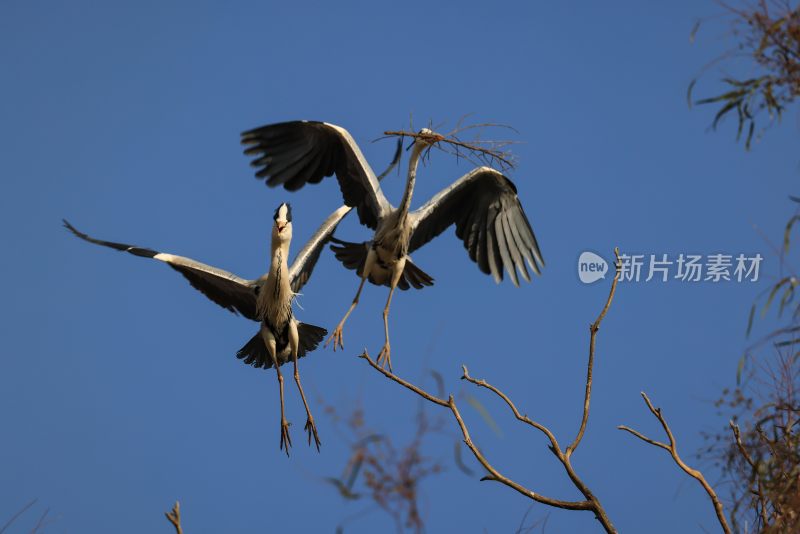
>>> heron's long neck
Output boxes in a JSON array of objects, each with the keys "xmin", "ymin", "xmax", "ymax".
[
  {"xmin": 398, "ymin": 142, "xmax": 424, "ymax": 219},
  {"xmin": 270, "ymin": 238, "xmax": 290, "ymax": 276},
  {"xmin": 260, "ymin": 236, "xmax": 293, "ymax": 320}
]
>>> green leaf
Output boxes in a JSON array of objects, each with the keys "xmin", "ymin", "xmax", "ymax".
[
  {"xmin": 689, "ymin": 19, "xmax": 701, "ymax": 43},
  {"xmin": 453, "ymin": 441, "xmax": 474, "ymax": 476},
  {"xmin": 428, "ymin": 369, "xmax": 445, "ymax": 398},
  {"xmin": 746, "ymin": 303, "xmax": 756, "ymax": 338},
  {"xmin": 763, "ymin": 277, "xmax": 791, "ymax": 317},
  {"xmin": 713, "ymin": 100, "xmax": 739, "ymax": 129},
  {"xmin": 778, "ymin": 284, "xmax": 795, "ymax": 317},
  {"xmin": 737, "ymin": 354, "xmax": 745, "ymax": 386},
  {"xmin": 745, "ymin": 121, "xmax": 755, "ymax": 151},
  {"xmin": 784, "ymin": 215, "xmax": 800, "ymax": 253},
  {"xmin": 768, "ymin": 17, "xmax": 787, "ymax": 34},
  {"xmin": 736, "ymin": 104, "xmax": 745, "ymax": 141},
  {"xmin": 696, "ymin": 89, "xmax": 745, "ymax": 105},
  {"xmin": 465, "ymin": 393, "xmax": 503, "ymax": 438}
]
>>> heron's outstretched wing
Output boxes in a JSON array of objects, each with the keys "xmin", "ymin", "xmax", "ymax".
[
  {"xmin": 286, "ymin": 140, "xmax": 403, "ymax": 293},
  {"xmin": 407, "ymin": 167, "xmax": 544, "ymax": 286},
  {"xmin": 241, "ymin": 121, "xmax": 394, "ymax": 229},
  {"xmin": 64, "ymin": 220, "xmax": 260, "ymax": 320},
  {"xmin": 288, "ymin": 205, "xmax": 351, "ymax": 293}
]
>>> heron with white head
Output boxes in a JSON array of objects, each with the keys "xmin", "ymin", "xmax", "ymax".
[
  {"xmin": 241, "ymin": 121, "xmax": 544, "ymax": 370},
  {"xmin": 64, "ymin": 202, "xmax": 351, "ymax": 454}
]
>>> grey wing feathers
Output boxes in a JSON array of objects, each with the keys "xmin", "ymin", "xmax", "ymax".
[
  {"xmin": 288, "ymin": 205, "xmax": 351, "ymax": 293},
  {"xmin": 63, "ymin": 219, "xmax": 260, "ymax": 320},
  {"xmin": 407, "ymin": 167, "xmax": 544, "ymax": 286},
  {"xmin": 240, "ymin": 121, "xmax": 392, "ymax": 229}
]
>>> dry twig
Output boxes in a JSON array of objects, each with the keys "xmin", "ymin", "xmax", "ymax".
[
  {"xmin": 360, "ymin": 248, "xmax": 622, "ymax": 533},
  {"xmin": 29, "ymin": 507, "xmax": 51, "ymax": 534},
  {"xmin": 730, "ymin": 421, "xmax": 770, "ymax": 527},
  {"xmin": 618, "ymin": 393, "xmax": 732, "ymax": 534},
  {"xmin": 0, "ymin": 499, "xmax": 37, "ymax": 534},
  {"xmin": 382, "ymin": 125, "xmax": 518, "ymax": 171},
  {"xmin": 165, "ymin": 501, "xmax": 183, "ymax": 534},
  {"xmin": 321, "ymin": 391, "xmax": 444, "ymax": 533}
]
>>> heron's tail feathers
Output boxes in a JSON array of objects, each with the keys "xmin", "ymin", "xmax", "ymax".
[
  {"xmin": 329, "ymin": 238, "xmax": 434, "ymax": 291},
  {"xmin": 403, "ymin": 259, "xmax": 435, "ymax": 290},
  {"xmin": 236, "ymin": 332, "xmax": 270, "ymax": 368},
  {"xmin": 297, "ymin": 322, "xmax": 327, "ymax": 355},
  {"xmin": 236, "ymin": 322, "xmax": 327, "ymax": 369}
]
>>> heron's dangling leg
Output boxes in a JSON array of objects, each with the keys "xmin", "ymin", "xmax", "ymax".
[
  {"xmin": 289, "ymin": 321, "xmax": 321, "ymax": 451},
  {"xmin": 377, "ymin": 258, "xmax": 406, "ymax": 372},
  {"xmin": 263, "ymin": 328, "xmax": 291, "ymax": 456},
  {"xmin": 326, "ymin": 248, "xmax": 377, "ymax": 351}
]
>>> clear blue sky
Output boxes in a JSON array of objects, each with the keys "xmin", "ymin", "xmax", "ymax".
[{"xmin": 2, "ymin": 1, "xmax": 798, "ymax": 532}]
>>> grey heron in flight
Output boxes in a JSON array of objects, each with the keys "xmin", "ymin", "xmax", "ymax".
[
  {"xmin": 241, "ymin": 121, "xmax": 544, "ymax": 371},
  {"xmin": 64, "ymin": 203, "xmax": 350, "ymax": 454}
]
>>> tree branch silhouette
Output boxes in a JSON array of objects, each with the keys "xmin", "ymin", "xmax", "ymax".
[
  {"xmin": 360, "ymin": 248, "xmax": 622, "ymax": 533},
  {"xmin": 619, "ymin": 393, "xmax": 732, "ymax": 534},
  {"xmin": 165, "ymin": 501, "xmax": 183, "ymax": 534}
]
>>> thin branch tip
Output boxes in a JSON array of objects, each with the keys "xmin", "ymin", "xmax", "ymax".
[
  {"xmin": 622, "ymin": 393, "xmax": 731, "ymax": 534},
  {"xmin": 356, "ymin": 243, "xmax": 624, "ymax": 533},
  {"xmin": 165, "ymin": 501, "xmax": 183, "ymax": 534}
]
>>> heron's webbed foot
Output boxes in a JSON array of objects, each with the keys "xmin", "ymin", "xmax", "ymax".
[
  {"xmin": 305, "ymin": 416, "xmax": 322, "ymax": 451},
  {"xmin": 325, "ymin": 322, "xmax": 346, "ymax": 352},
  {"xmin": 376, "ymin": 342, "xmax": 393, "ymax": 372},
  {"xmin": 279, "ymin": 418, "xmax": 292, "ymax": 456}
]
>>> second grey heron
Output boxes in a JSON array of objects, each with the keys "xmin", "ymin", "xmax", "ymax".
[{"xmin": 240, "ymin": 121, "xmax": 544, "ymax": 370}]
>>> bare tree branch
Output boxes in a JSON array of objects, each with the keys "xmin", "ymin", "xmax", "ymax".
[
  {"xmin": 360, "ymin": 350, "xmax": 595, "ymax": 512},
  {"xmin": 567, "ymin": 248, "xmax": 622, "ymax": 458},
  {"xmin": 461, "ymin": 365, "xmax": 562, "ymax": 453},
  {"xmin": 730, "ymin": 421, "xmax": 770, "ymax": 527},
  {"xmin": 360, "ymin": 247, "xmax": 623, "ymax": 533},
  {"xmin": 617, "ymin": 425, "xmax": 670, "ymax": 451},
  {"xmin": 0, "ymin": 499, "xmax": 37, "ymax": 534},
  {"xmin": 165, "ymin": 501, "xmax": 183, "ymax": 534},
  {"xmin": 619, "ymin": 392, "xmax": 732, "ymax": 534},
  {"xmin": 360, "ymin": 352, "xmax": 450, "ymax": 407},
  {"xmin": 29, "ymin": 507, "xmax": 50, "ymax": 534}
]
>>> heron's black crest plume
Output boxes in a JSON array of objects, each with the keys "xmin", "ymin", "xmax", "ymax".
[{"xmin": 273, "ymin": 203, "xmax": 292, "ymax": 222}]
